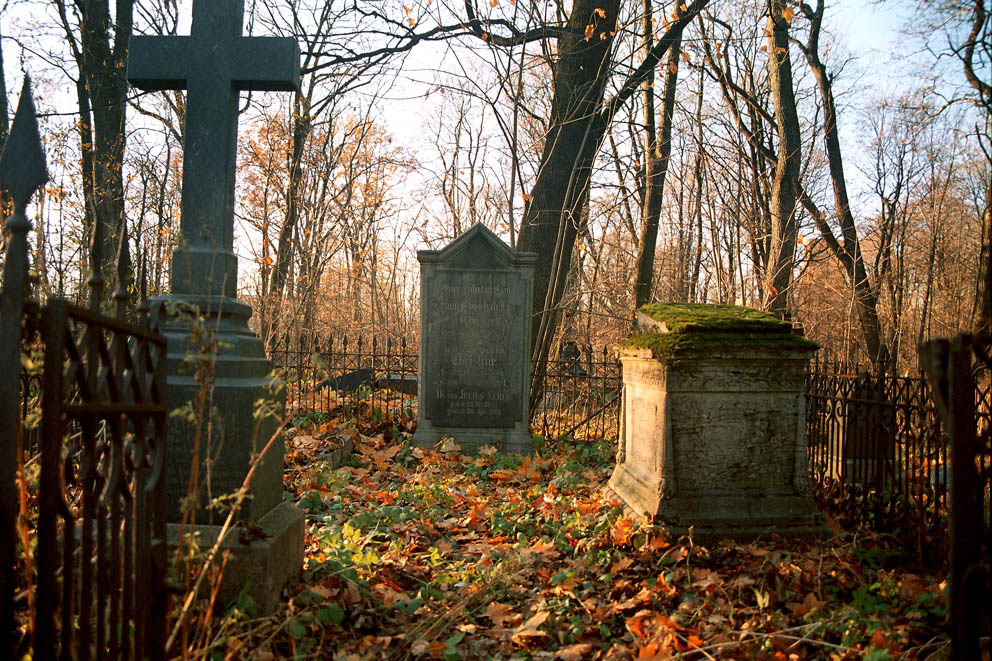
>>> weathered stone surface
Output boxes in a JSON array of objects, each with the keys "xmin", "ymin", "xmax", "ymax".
[
  {"xmin": 608, "ymin": 306, "xmax": 828, "ymax": 542},
  {"xmin": 413, "ymin": 224, "xmax": 536, "ymax": 453},
  {"xmin": 157, "ymin": 297, "xmax": 285, "ymax": 524},
  {"xmin": 167, "ymin": 501, "xmax": 304, "ymax": 615},
  {"xmin": 128, "ymin": 0, "xmax": 299, "ymax": 298}
]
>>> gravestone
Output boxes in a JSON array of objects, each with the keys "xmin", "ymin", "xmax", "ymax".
[
  {"xmin": 413, "ymin": 224, "xmax": 537, "ymax": 453},
  {"xmin": 128, "ymin": 0, "xmax": 303, "ymax": 613},
  {"xmin": 840, "ymin": 372, "xmax": 896, "ymax": 487},
  {"xmin": 608, "ymin": 303, "xmax": 829, "ymax": 542}
]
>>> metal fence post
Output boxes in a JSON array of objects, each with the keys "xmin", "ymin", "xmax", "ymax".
[{"xmin": 0, "ymin": 77, "xmax": 48, "ymax": 656}]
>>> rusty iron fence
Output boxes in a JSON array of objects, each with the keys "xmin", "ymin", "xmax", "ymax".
[
  {"xmin": 0, "ymin": 78, "xmax": 46, "ymax": 655},
  {"xmin": 530, "ymin": 344, "xmax": 622, "ymax": 441},
  {"xmin": 31, "ymin": 299, "xmax": 170, "ymax": 661},
  {"xmin": 804, "ymin": 363, "xmax": 952, "ymax": 565},
  {"xmin": 269, "ymin": 333, "xmax": 420, "ymax": 436},
  {"xmin": 18, "ymin": 364, "xmax": 42, "ymax": 458},
  {"xmin": 267, "ymin": 334, "xmax": 623, "ymax": 441},
  {"xmin": 3, "ymin": 79, "xmax": 170, "ymax": 660},
  {"xmin": 922, "ymin": 335, "xmax": 991, "ymax": 660}
]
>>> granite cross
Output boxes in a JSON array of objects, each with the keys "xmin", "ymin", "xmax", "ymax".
[{"xmin": 128, "ymin": 0, "xmax": 299, "ymax": 298}]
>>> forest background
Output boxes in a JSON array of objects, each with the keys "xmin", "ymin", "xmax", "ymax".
[{"xmin": 0, "ymin": 0, "xmax": 989, "ymax": 376}]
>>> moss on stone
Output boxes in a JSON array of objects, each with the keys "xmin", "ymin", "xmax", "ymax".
[
  {"xmin": 624, "ymin": 303, "xmax": 819, "ymax": 359},
  {"xmin": 639, "ymin": 302, "xmax": 791, "ymax": 334}
]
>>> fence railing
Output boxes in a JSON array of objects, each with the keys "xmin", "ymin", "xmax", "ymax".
[
  {"xmin": 4, "ymin": 79, "xmax": 169, "ymax": 659},
  {"xmin": 262, "ymin": 337, "xmax": 991, "ymax": 573},
  {"xmin": 921, "ymin": 335, "xmax": 992, "ymax": 660},
  {"xmin": 33, "ymin": 299, "xmax": 169, "ymax": 661},
  {"xmin": 269, "ymin": 335, "xmax": 420, "ymax": 438},
  {"xmin": 804, "ymin": 365, "xmax": 958, "ymax": 566},
  {"xmin": 267, "ymin": 336, "xmax": 623, "ymax": 441},
  {"xmin": 530, "ymin": 345, "xmax": 622, "ymax": 441}
]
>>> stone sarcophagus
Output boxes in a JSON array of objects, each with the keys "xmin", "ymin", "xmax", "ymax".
[{"xmin": 608, "ymin": 303, "xmax": 829, "ymax": 542}]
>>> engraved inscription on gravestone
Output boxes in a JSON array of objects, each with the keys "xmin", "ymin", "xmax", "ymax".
[
  {"xmin": 414, "ymin": 224, "xmax": 536, "ymax": 453},
  {"xmin": 425, "ymin": 272, "xmax": 524, "ymax": 427}
]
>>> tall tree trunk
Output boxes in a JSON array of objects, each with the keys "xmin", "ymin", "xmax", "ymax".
[
  {"xmin": 55, "ymin": 0, "xmax": 133, "ymax": 294},
  {"xmin": 689, "ymin": 68, "xmax": 705, "ymax": 301},
  {"xmin": 798, "ymin": 0, "xmax": 887, "ymax": 366},
  {"xmin": 266, "ymin": 92, "xmax": 311, "ymax": 349},
  {"xmin": 633, "ymin": 1, "xmax": 682, "ymax": 309},
  {"xmin": 976, "ymin": 172, "xmax": 992, "ymax": 332},
  {"xmin": 516, "ymin": 0, "xmax": 620, "ymax": 406},
  {"xmin": 763, "ymin": 0, "xmax": 802, "ymax": 318},
  {"xmin": 0, "ymin": 21, "xmax": 10, "ymax": 225},
  {"xmin": 79, "ymin": 0, "xmax": 132, "ymax": 285}
]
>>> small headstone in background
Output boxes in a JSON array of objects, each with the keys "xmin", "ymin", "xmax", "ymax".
[{"xmin": 413, "ymin": 224, "xmax": 537, "ymax": 453}]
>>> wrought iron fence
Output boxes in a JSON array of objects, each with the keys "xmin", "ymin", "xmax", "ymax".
[
  {"xmin": 269, "ymin": 334, "xmax": 419, "ymax": 436},
  {"xmin": 18, "ymin": 363, "xmax": 42, "ymax": 458},
  {"xmin": 3, "ymin": 79, "xmax": 169, "ymax": 660},
  {"xmin": 531, "ymin": 344, "xmax": 622, "ymax": 441},
  {"xmin": 30, "ymin": 299, "xmax": 170, "ymax": 661},
  {"xmin": 804, "ymin": 363, "xmax": 956, "ymax": 566},
  {"xmin": 268, "ymin": 334, "xmax": 988, "ymax": 573},
  {"xmin": 267, "ymin": 335, "xmax": 623, "ymax": 441}
]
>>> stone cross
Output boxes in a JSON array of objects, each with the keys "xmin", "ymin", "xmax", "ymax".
[
  {"xmin": 128, "ymin": 0, "xmax": 299, "ymax": 298},
  {"xmin": 126, "ymin": 4, "xmax": 305, "ymax": 614}
]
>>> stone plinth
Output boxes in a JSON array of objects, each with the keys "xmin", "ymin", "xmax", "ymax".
[
  {"xmin": 167, "ymin": 502, "xmax": 304, "ymax": 615},
  {"xmin": 413, "ymin": 224, "xmax": 536, "ymax": 453},
  {"xmin": 155, "ymin": 296, "xmax": 285, "ymax": 524},
  {"xmin": 608, "ymin": 303, "xmax": 828, "ymax": 542}
]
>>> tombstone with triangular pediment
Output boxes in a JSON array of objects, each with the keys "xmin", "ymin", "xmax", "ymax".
[{"xmin": 414, "ymin": 224, "xmax": 537, "ymax": 453}]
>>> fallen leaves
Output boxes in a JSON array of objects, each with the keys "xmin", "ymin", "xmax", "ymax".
[
  {"xmin": 483, "ymin": 602, "xmax": 520, "ymax": 628},
  {"xmin": 787, "ymin": 591, "xmax": 826, "ymax": 617},
  {"xmin": 510, "ymin": 610, "xmax": 549, "ymax": 646},
  {"xmin": 233, "ymin": 413, "xmax": 954, "ymax": 659}
]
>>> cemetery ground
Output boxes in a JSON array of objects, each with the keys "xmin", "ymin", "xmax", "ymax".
[{"xmin": 173, "ymin": 389, "xmax": 951, "ymax": 661}]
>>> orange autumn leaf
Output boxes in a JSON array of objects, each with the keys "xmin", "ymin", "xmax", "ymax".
[
  {"xmin": 637, "ymin": 642, "xmax": 661, "ymax": 657},
  {"xmin": 484, "ymin": 602, "xmax": 519, "ymax": 628},
  {"xmin": 611, "ymin": 516, "xmax": 635, "ymax": 545},
  {"xmin": 610, "ymin": 556, "xmax": 634, "ymax": 574},
  {"xmin": 643, "ymin": 534, "xmax": 670, "ymax": 551},
  {"xmin": 489, "ymin": 468, "xmax": 517, "ymax": 482},
  {"xmin": 511, "ymin": 611, "xmax": 550, "ymax": 646},
  {"xmin": 625, "ymin": 612, "xmax": 648, "ymax": 639}
]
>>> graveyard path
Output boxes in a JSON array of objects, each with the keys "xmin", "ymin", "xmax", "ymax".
[{"xmin": 187, "ymin": 402, "xmax": 950, "ymax": 659}]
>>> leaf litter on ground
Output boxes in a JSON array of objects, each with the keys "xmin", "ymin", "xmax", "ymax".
[{"xmin": 208, "ymin": 397, "xmax": 950, "ymax": 660}]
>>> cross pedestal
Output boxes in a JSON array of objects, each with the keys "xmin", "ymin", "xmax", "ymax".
[{"xmin": 129, "ymin": 0, "xmax": 303, "ymax": 614}]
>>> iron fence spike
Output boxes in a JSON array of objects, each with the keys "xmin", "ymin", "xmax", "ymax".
[{"xmin": 0, "ymin": 77, "xmax": 48, "ymax": 211}]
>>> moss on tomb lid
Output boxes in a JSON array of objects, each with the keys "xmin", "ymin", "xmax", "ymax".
[
  {"xmin": 637, "ymin": 302, "xmax": 791, "ymax": 334},
  {"xmin": 622, "ymin": 303, "xmax": 819, "ymax": 358}
]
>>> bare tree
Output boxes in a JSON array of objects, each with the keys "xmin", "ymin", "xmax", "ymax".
[{"xmin": 53, "ymin": 0, "xmax": 133, "ymax": 290}]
